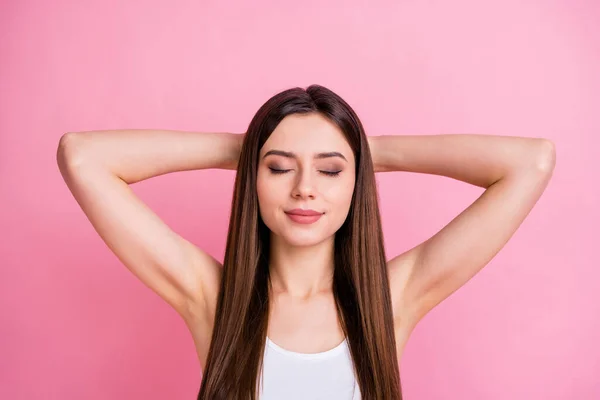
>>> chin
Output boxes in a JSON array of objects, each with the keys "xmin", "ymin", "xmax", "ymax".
[
  {"xmin": 263, "ymin": 213, "xmax": 341, "ymax": 248},
  {"xmin": 285, "ymin": 236, "xmax": 325, "ymax": 248},
  {"xmin": 275, "ymin": 228, "xmax": 331, "ymax": 248}
]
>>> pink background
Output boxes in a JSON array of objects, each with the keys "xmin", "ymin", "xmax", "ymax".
[{"xmin": 1, "ymin": 0, "xmax": 598, "ymax": 399}]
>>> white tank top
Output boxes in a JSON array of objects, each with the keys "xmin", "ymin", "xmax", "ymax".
[{"xmin": 258, "ymin": 336, "xmax": 362, "ymax": 399}]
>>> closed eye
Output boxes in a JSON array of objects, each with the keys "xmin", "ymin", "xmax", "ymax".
[
  {"xmin": 320, "ymin": 170, "xmax": 341, "ymax": 177},
  {"xmin": 268, "ymin": 167, "xmax": 291, "ymax": 174},
  {"xmin": 268, "ymin": 167, "xmax": 341, "ymax": 177}
]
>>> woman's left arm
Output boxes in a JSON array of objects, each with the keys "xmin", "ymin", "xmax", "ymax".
[{"xmin": 369, "ymin": 134, "xmax": 556, "ymax": 328}]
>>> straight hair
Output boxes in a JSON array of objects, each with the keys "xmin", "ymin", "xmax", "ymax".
[{"xmin": 197, "ymin": 84, "xmax": 402, "ymax": 399}]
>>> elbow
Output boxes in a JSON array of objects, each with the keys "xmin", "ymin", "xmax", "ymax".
[
  {"xmin": 56, "ymin": 132, "xmax": 87, "ymax": 174},
  {"xmin": 534, "ymin": 139, "xmax": 556, "ymax": 174}
]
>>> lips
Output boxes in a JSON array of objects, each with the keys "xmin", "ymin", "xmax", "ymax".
[
  {"xmin": 284, "ymin": 209, "xmax": 324, "ymax": 224},
  {"xmin": 285, "ymin": 209, "xmax": 323, "ymax": 216}
]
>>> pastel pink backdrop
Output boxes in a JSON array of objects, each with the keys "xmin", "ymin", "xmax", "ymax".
[{"xmin": 1, "ymin": 0, "xmax": 597, "ymax": 399}]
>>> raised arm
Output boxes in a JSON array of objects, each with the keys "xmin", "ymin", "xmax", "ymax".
[
  {"xmin": 368, "ymin": 134, "xmax": 556, "ymax": 336},
  {"xmin": 56, "ymin": 129, "xmax": 243, "ymax": 324}
]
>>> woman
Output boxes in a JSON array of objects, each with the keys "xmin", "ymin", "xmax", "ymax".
[{"xmin": 56, "ymin": 84, "xmax": 556, "ymax": 399}]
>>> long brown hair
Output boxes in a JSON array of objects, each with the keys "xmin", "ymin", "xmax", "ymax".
[{"xmin": 197, "ymin": 84, "xmax": 402, "ymax": 399}]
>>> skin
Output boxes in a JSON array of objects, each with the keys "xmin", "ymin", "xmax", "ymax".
[
  {"xmin": 256, "ymin": 113, "xmax": 359, "ymax": 353},
  {"xmin": 58, "ymin": 115, "xmax": 555, "ymax": 372}
]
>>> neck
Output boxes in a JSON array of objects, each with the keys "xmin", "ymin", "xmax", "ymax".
[{"xmin": 268, "ymin": 233, "xmax": 335, "ymax": 299}]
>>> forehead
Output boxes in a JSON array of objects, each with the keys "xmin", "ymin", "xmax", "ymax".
[{"xmin": 260, "ymin": 113, "xmax": 353, "ymax": 158}]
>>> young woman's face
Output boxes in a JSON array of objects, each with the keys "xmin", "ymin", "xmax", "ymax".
[{"xmin": 257, "ymin": 113, "xmax": 356, "ymax": 247}]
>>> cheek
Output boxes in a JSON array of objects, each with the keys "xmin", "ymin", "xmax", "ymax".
[
  {"xmin": 325, "ymin": 177, "xmax": 355, "ymax": 207},
  {"xmin": 256, "ymin": 174, "xmax": 282, "ymax": 222},
  {"xmin": 321, "ymin": 179, "xmax": 355, "ymax": 229}
]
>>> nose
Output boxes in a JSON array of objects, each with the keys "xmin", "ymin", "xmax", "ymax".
[{"xmin": 291, "ymin": 168, "xmax": 316, "ymax": 200}]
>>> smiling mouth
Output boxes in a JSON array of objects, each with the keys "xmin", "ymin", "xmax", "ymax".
[
  {"xmin": 284, "ymin": 210, "xmax": 324, "ymax": 224},
  {"xmin": 285, "ymin": 209, "xmax": 323, "ymax": 216}
]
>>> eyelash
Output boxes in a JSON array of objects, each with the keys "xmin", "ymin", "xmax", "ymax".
[{"xmin": 268, "ymin": 167, "xmax": 341, "ymax": 177}]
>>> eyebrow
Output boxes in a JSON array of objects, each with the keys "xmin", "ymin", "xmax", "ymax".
[{"xmin": 262, "ymin": 149, "xmax": 348, "ymax": 162}]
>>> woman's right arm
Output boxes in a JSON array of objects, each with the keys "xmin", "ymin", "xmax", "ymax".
[{"xmin": 56, "ymin": 129, "xmax": 243, "ymax": 322}]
